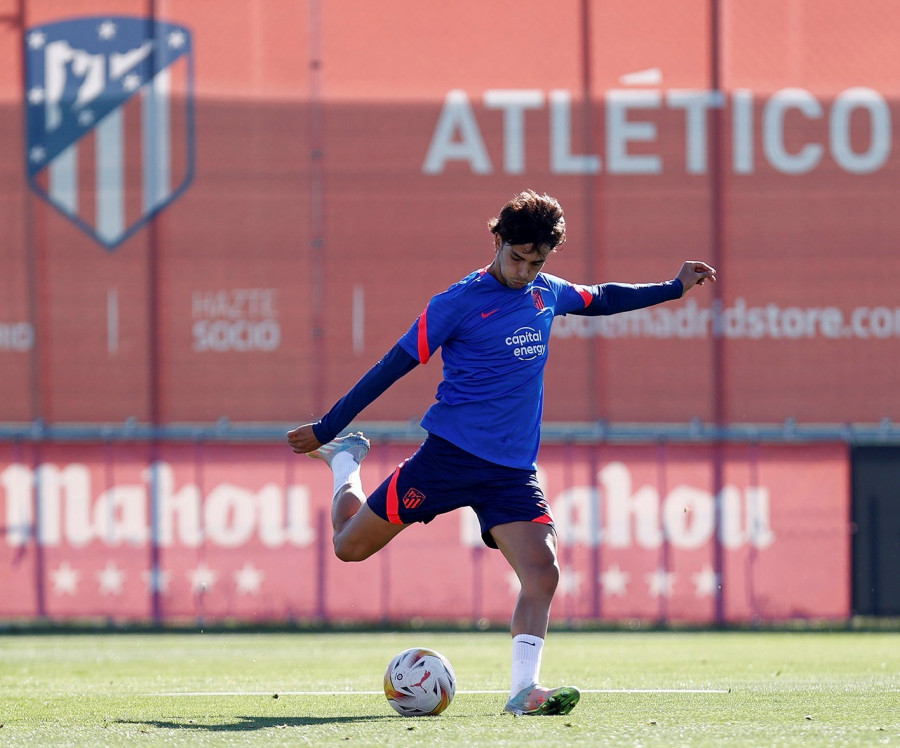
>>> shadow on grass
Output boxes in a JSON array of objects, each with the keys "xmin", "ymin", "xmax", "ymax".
[{"xmin": 115, "ymin": 714, "xmax": 397, "ymax": 731}]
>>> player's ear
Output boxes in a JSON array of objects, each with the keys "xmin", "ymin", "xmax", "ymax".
[{"xmin": 493, "ymin": 233, "xmax": 503, "ymax": 252}]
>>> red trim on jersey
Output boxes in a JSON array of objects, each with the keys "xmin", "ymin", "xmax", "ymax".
[
  {"xmin": 416, "ymin": 306, "xmax": 430, "ymax": 364},
  {"xmin": 574, "ymin": 284, "xmax": 593, "ymax": 307},
  {"xmin": 386, "ymin": 464, "xmax": 404, "ymax": 524},
  {"xmin": 532, "ymin": 514, "xmax": 553, "ymax": 525}
]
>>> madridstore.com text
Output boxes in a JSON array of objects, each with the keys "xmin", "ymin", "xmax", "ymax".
[{"xmin": 552, "ymin": 298, "xmax": 900, "ymax": 340}]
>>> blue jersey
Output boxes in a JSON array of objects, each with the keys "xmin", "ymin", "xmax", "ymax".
[
  {"xmin": 397, "ymin": 268, "xmax": 594, "ymax": 470},
  {"xmin": 312, "ymin": 266, "xmax": 681, "ymax": 470}
]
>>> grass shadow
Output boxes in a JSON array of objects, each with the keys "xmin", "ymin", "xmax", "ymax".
[{"xmin": 116, "ymin": 714, "xmax": 396, "ymax": 732}]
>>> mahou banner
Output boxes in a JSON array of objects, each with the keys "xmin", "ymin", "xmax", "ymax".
[{"xmin": 0, "ymin": 442, "xmax": 850, "ymax": 623}]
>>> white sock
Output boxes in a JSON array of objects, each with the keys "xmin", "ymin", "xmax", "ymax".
[
  {"xmin": 330, "ymin": 452, "xmax": 362, "ymax": 498},
  {"xmin": 510, "ymin": 634, "xmax": 544, "ymax": 697}
]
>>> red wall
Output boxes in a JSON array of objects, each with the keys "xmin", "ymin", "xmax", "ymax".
[{"xmin": 1, "ymin": 1, "xmax": 898, "ymax": 427}]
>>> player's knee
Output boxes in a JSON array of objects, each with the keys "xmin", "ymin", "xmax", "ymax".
[
  {"xmin": 521, "ymin": 558, "xmax": 559, "ymax": 597},
  {"xmin": 541, "ymin": 560, "xmax": 560, "ymax": 595},
  {"xmin": 333, "ymin": 534, "xmax": 373, "ymax": 563}
]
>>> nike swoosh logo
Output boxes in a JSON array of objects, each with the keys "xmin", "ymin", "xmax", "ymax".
[{"xmin": 481, "ymin": 309, "xmax": 500, "ymax": 318}]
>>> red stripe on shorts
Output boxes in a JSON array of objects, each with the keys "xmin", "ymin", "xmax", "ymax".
[{"xmin": 386, "ymin": 465, "xmax": 404, "ymax": 524}]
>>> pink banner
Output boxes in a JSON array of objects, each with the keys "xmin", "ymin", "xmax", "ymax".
[{"xmin": 0, "ymin": 442, "xmax": 850, "ymax": 623}]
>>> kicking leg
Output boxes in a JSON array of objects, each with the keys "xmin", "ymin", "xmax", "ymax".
[
  {"xmin": 308, "ymin": 432, "xmax": 370, "ymax": 534},
  {"xmin": 490, "ymin": 520, "xmax": 580, "ymax": 716},
  {"xmin": 308, "ymin": 433, "xmax": 407, "ymax": 561}
]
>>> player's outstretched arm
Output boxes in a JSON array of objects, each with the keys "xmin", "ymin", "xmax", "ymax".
[
  {"xmin": 676, "ymin": 261, "xmax": 717, "ymax": 295},
  {"xmin": 287, "ymin": 423, "xmax": 321, "ymax": 454},
  {"xmin": 286, "ymin": 342, "xmax": 420, "ymax": 456}
]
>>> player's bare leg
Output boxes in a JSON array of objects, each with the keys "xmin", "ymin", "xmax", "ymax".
[
  {"xmin": 490, "ymin": 520, "xmax": 580, "ymax": 716},
  {"xmin": 307, "ymin": 432, "xmax": 371, "ymax": 532},
  {"xmin": 308, "ymin": 433, "xmax": 407, "ymax": 561},
  {"xmin": 491, "ymin": 520, "xmax": 559, "ymax": 638}
]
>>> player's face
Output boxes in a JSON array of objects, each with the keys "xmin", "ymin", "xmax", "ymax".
[{"xmin": 488, "ymin": 236, "xmax": 549, "ymax": 289}]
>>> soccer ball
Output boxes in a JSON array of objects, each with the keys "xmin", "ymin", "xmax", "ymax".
[{"xmin": 383, "ymin": 647, "xmax": 456, "ymax": 716}]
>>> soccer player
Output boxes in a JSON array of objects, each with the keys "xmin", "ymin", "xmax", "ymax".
[{"xmin": 288, "ymin": 190, "xmax": 716, "ymax": 716}]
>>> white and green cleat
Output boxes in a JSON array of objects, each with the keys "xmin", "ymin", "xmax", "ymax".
[
  {"xmin": 307, "ymin": 432, "xmax": 370, "ymax": 466},
  {"xmin": 504, "ymin": 684, "xmax": 581, "ymax": 716}
]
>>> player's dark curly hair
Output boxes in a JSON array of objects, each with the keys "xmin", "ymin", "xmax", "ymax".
[{"xmin": 488, "ymin": 190, "xmax": 567, "ymax": 253}]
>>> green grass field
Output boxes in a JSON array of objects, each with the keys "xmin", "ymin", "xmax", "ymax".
[{"xmin": 0, "ymin": 630, "xmax": 897, "ymax": 746}]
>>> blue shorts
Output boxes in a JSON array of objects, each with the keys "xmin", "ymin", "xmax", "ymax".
[{"xmin": 365, "ymin": 434, "xmax": 555, "ymax": 549}]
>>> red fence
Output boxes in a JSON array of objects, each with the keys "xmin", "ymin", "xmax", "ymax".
[
  {"xmin": 1, "ymin": 0, "xmax": 898, "ymax": 426},
  {"xmin": 0, "ymin": 441, "xmax": 850, "ymax": 624}
]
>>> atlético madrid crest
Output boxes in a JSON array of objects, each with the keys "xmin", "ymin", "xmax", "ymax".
[{"xmin": 24, "ymin": 16, "xmax": 195, "ymax": 250}]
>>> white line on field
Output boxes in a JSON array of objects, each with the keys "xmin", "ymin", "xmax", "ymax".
[{"xmin": 146, "ymin": 688, "xmax": 729, "ymax": 697}]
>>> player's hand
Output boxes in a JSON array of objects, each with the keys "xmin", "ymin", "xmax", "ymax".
[
  {"xmin": 287, "ymin": 423, "xmax": 322, "ymax": 454},
  {"xmin": 676, "ymin": 261, "xmax": 717, "ymax": 294}
]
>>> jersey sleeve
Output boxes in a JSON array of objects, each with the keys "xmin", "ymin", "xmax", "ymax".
[
  {"xmin": 311, "ymin": 343, "xmax": 419, "ymax": 444},
  {"xmin": 551, "ymin": 277, "xmax": 684, "ymax": 317},
  {"xmin": 546, "ymin": 274, "xmax": 595, "ymax": 315},
  {"xmin": 397, "ymin": 288, "xmax": 462, "ymax": 364}
]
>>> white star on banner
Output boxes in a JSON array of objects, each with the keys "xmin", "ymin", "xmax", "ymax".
[
  {"xmin": 600, "ymin": 564, "xmax": 631, "ymax": 597},
  {"xmin": 78, "ymin": 109, "xmax": 95, "ymax": 126},
  {"xmin": 188, "ymin": 563, "xmax": 218, "ymax": 594},
  {"xmin": 50, "ymin": 562, "xmax": 80, "ymax": 595},
  {"xmin": 123, "ymin": 73, "xmax": 141, "ymax": 92},
  {"xmin": 27, "ymin": 87, "xmax": 45, "ymax": 105},
  {"xmin": 692, "ymin": 565, "xmax": 721, "ymax": 598},
  {"xmin": 97, "ymin": 562, "xmax": 126, "ymax": 596},
  {"xmin": 168, "ymin": 30, "xmax": 186, "ymax": 49},
  {"xmin": 144, "ymin": 568, "xmax": 170, "ymax": 593},
  {"xmin": 234, "ymin": 563, "xmax": 264, "ymax": 595},
  {"xmin": 27, "ymin": 31, "xmax": 46, "ymax": 50},
  {"xmin": 29, "ymin": 146, "xmax": 46, "ymax": 163},
  {"xmin": 557, "ymin": 568, "xmax": 583, "ymax": 597},
  {"xmin": 98, "ymin": 20, "xmax": 117, "ymax": 40},
  {"xmin": 646, "ymin": 567, "xmax": 676, "ymax": 598}
]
